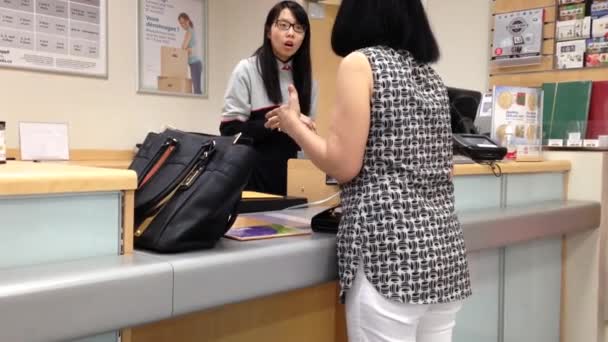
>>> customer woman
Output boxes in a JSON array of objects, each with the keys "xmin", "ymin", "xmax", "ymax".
[
  {"xmin": 265, "ymin": 0, "xmax": 471, "ymax": 341},
  {"xmin": 178, "ymin": 12, "xmax": 203, "ymax": 94},
  {"xmin": 219, "ymin": 1, "xmax": 317, "ymax": 195}
]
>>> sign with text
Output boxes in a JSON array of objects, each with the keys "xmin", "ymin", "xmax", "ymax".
[{"xmin": 0, "ymin": 0, "xmax": 107, "ymax": 77}]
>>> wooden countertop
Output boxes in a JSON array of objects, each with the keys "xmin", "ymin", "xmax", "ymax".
[
  {"xmin": 287, "ymin": 159, "xmax": 571, "ymax": 204},
  {"xmin": 289, "ymin": 159, "xmax": 571, "ymax": 177},
  {"xmin": 454, "ymin": 160, "xmax": 571, "ymax": 176},
  {"xmin": 0, "ymin": 161, "xmax": 137, "ymax": 196}
]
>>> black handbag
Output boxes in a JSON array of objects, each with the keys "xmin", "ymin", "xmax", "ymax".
[
  {"xmin": 311, "ymin": 205, "xmax": 342, "ymax": 233},
  {"xmin": 129, "ymin": 128, "xmax": 256, "ymax": 253}
]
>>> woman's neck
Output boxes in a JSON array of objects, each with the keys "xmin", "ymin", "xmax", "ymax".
[{"xmin": 275, "ymin": 55, "xmax": 292, "ymax": 64}]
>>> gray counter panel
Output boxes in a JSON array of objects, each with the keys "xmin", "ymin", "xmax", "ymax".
[
  {"xmin": 461, "ymin": 200, "xmax": 601, "ymax": 251},
  {"xmin": 142, "ymin": 200, "xmax": 600, "ymax": 316},
  {"xmin": 142, "ymin": 233, "xmax": 337, "ymax": 316},
  {"xmin": 0, "ymin": 254, "xmax": 173, "ymax": 342}
]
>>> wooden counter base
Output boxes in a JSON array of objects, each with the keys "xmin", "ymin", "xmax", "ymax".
[{"xmin": 126, "ymin": 282, "xmax": 347, "ymax": 342}]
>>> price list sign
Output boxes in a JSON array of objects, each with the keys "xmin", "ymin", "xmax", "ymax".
[{"xmin": 0, "ymin": 0, "xmax": 106, "ymax": 76}]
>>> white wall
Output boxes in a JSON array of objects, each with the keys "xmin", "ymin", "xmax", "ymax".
[
  {"xmin": 1, "ymin": 0, "xmax": 278, "ymax": 149},
  {"xmin": 1, "ymin": 0, "xmax": 494, "ymax": 149},
  {"xmin": 427, "ymin": 0, "xmax": 491, "ymax": 93}
]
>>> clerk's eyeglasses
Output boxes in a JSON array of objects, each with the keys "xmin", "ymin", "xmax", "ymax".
[{"xmin": 275, "ymin": 19, "xmax": 306, "ymax": 34}]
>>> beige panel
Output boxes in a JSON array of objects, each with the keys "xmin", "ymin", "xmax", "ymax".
[
  {"xmin": 489, "ymin": 68, "xmax": 608, "ymax": 88},
  {"xmin": 7, "ymin": 148, "xmax": 133, "ymax": 168},
  {"xmin": 287, "ymin": 159, "xmax": 340, "ymax": 205},
  {"xmin": 122, "ymin": 190, "xmax": 135, "ymax": 254},
  {"xmin": 544, "ymin": 39, "xmax": 555, "ymax": 55},
  {"xmin": 0, "ymin": 161, "xmax": 137, "ymax": 196},
  {"xmin": 454, "ymin": 160, "xmax": 570, "ymax": 175},
  {"xmin": 544, "ymin": 22, "xmax": 556, "ymax": 39},
  {"xmin": 54, "ymin": 160, "xmax": 131, "ymax": 169},
  {"xmin": 130, "ymin": 282, "xmax": 339, "ymax": 342},
  {"xmin": 494, "ymin": 0, "xmax": 556, "ymax": 13},
  {"xmin": 121, "ymin": 329, "xmax": 132, "ymax": 342},
  {"xmin": 310, "ymin": 5, "xmax": 342, "ymax": 138}
]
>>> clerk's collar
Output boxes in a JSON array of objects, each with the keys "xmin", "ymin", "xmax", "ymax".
[{"xmin": 276, "ymin": 58, "xmax": 293, "ymax": 71}]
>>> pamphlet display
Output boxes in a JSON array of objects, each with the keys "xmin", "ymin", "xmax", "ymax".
[
  {"xmin": 492, "ymin": 9, "xmax": 544, "ymax": 67},
  {"xmin": 491, "ymin": 86, "xmax": 543, "ymax": 161}
]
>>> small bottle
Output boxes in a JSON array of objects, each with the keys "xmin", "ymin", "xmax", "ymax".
[
  {"xmin": 503, "ymin": 125, "xmax": 516, "ymax": 160},
  {"xmin": 0, "ymin": 121, "xmax": 5, "ymax": 164}
]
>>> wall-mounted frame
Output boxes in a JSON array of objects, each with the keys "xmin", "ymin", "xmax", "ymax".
[
  {"xmin": 137, "ymin": 0, "xmax": 208, "ymax": 98},
  {"xmin": 0, "ymin": 0, "xmax": 108, "ymax": 78}
]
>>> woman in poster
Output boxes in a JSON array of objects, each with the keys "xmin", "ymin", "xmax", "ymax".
[{"xmin": 178, "ymin": 12, "xmax": 202, "ymax": 94}]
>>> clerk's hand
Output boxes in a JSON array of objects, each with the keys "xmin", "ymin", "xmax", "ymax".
[{"xmin": 265, "ymin": 85, "xmax": 305, "ymax": 135}]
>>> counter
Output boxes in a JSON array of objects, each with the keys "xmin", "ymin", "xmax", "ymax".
[
  {"xmin": 0, "ymin": 161, "xmax": 137, "ymax": 267},
  {"xmin": 0, "ymin": 200, "xmax": 599, "ymax": 342},
  {"xmin": 0, "ymin": 158, "xmax": 595, "ymax": 342}
]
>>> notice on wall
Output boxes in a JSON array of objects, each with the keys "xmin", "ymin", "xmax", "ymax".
[
  {"xmin": 137, "ymin": 0, "xmax": 207, "ymax": 97},
  {"xmin": 492, "ymin": 9, "xmax": 544, "ymax": 68},
  {"xmin": 0, "ymin": 0, "xmax": 107, "ymax": 77}
]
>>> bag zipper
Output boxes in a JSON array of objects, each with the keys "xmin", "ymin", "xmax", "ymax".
[
  {"xmin": 135, "ymin": 141, "xmax": 216, "ymax": 238},
  {"xmin": 138, "ymin": 139, "xmax": 209, "ymax": 215},
  {"xmin": 138, "ymin": 137, "xmax": 178, "ymax": 188}
]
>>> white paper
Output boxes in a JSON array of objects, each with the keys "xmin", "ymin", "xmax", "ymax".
[
  {"xmin": 19, "ymin": 122, "xmax": 69, "ymax": 161},
  {"xmin": 478, "ymin": 93, "xmax": 493, "ymax": 118},
  {"xmin": 548, "ymin": 139, "xmax": 564, "ymax": 146},
  {"xmin": 583, "ymin": 139, "xmax": 599, "ymax": 147}
]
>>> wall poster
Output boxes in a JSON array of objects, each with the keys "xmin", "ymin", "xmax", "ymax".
[
  {"xmin": 0, "ymin": 0, "xmax": 107, "ymax": 77},
  {"xmin": 137, "ymin": 0, "xmax": 207, "ymax": 97}
]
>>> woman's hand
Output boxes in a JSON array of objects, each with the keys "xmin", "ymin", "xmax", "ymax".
[
  {"xmin": 299, "ymin": 114, "xmax": 316, "ymax": 133},
  {"xmin": 265, "ymin": 85, "xmax": 306, "ymax": 135}
]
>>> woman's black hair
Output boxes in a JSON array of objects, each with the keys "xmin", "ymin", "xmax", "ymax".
[
  {"xmin": 254, "ymin": 1, "xmax": 312, "ymax": 115},
  {"xmin": 178, "ymin": 13, "xmax": 193, "ymax": 28},
  {"xmin": 331, "ymin": 0, "xmax": 440, "ymax": 63}
]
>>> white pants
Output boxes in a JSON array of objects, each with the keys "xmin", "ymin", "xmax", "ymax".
[{"xmin": 345, "ymin": 267, "xmax": 463, "ymax": 342}]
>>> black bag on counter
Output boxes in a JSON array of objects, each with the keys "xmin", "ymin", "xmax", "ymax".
[
  {"xmin": 129, "ymin": 128, "xmax": 256, "ymax": 253},
  {"xmin": 311, "ymin": 205, "xmax": 342, "ymax": 234}
]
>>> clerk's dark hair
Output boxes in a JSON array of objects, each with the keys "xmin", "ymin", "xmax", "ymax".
[
  {"xmin": 331, "ymin": 0, "xmax": 440, "ymax": 63},
  {"xmin": 254, "ymin": 1, "xmax": 312, "ymax": 115}
]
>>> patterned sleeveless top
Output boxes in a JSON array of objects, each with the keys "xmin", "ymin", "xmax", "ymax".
[{"xmin": 337, "ymin": 46, "xmax": 472, "ymax": 304}]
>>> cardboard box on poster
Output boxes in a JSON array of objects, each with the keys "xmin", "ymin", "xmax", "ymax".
[
  {"xmin": 160, "ymin": 46, "xmax": 188, "ymax": 78},
  {"xmin": 158, "ymin": 76, "xmax": 193, "ymax": 94}
]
